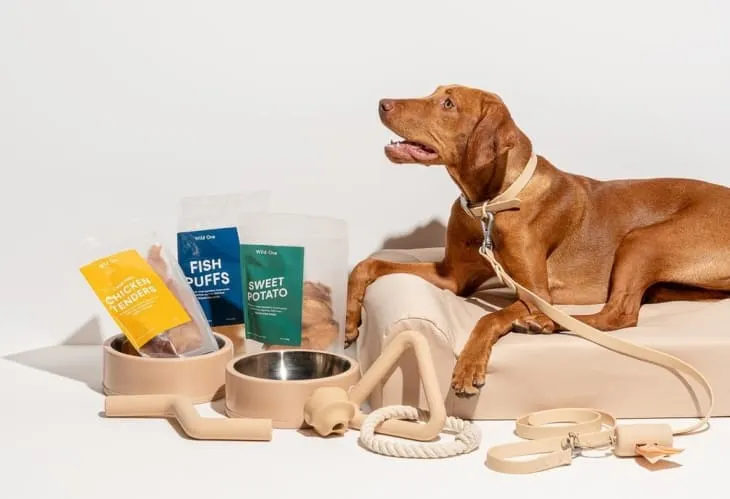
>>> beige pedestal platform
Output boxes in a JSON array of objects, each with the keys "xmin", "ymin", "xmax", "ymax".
[{"xmin": 356, "ymin": 248, "xmax": 730, "ymax": 420}]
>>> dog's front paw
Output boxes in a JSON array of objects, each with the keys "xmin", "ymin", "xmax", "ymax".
[
  {"xmin": 344, "ymin": 309, "xmax": 361, "ymax": 348},
  {"xmin": 513, "ymin": 313, "xmax": 558, "ymax": 334},
  {"xmin": 451, "ymin": 354, "xmax": 487, "ymax": 398},
  {"xmin": 344, "ymin": 325, "xmax": 359, "ymax": 348}
]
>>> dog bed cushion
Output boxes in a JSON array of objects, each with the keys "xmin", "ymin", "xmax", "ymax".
[{"xmin": 355, "ymin": 248, "xmax": 729, "ymax": 419}]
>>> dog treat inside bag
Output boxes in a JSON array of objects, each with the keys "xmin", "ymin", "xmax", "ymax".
[
  {"xmin": 238, "ymin": 213, "xmax": 348, "ymax": 354},
  {"xmin": 80, "ymin": 233, "xmax": 219, "ymax": 358},
  {"xmin": 176, "ymin": 191, "xmax": 270, "ymax": 354}
]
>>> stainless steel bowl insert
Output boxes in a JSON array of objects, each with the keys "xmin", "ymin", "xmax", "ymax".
[{"xmin": 233, "ymin": 350, "xmax": 352, "ymax": 381}]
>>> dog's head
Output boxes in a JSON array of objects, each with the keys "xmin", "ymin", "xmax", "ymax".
[{"xmin": 379, "ymin": 85, "xmax": 518, "ymax": 171}]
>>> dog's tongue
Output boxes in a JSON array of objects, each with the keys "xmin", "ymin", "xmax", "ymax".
[
  {"xmin": 390, "ymin": 141, "xmax": 437, "ymax": 159},
  {"xmin": 402, "ymin": 143, "xmax": 425, "ymax": 155},
  {"xmin": 406, "ymin": 143, "xmax": 437, "ymax": 160},
  {"xmin": 385, "ymin": 140, "xmax": 438, "ymax": 162}
]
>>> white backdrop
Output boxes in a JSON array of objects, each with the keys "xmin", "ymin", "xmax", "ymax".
[{"xmin": 1, "ymin": 0, "xmax": 728, "ymax": 353}]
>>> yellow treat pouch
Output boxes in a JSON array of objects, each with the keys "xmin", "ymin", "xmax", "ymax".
[
  {"xmin": 79, "ymin": 232, "xmax": 219, "ymax": 358},
  {"xmin": 81, "ymin": 249, "xmax": 191, "ymax": 351}
]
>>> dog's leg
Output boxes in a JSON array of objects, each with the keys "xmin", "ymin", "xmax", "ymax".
[
  {"xmin": 643, "ymin": 283, "xmax": 730, "ymax": 304},
  {"xmin": 574, "ymin": 217, "xmax": 730, "ymax": 331},
  {"xmin": 451, "ymin": 300, "xmax": 531, "ymax": 397},
  {"xmin": 345, "ymin": 256, "xmax": 492, "ymax": 346},
  {"xmin": 451, "ymin": 239, "xmax": 552, "ymax": 396},
  {"xmin": 512, "ymin": 312, "xmax": 558, "ymax": 334}
]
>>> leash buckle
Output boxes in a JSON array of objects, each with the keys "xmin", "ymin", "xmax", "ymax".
[
  {"xmin": 561, "ymin": 432, "xmax": 582, "ymax": 457},
  {"xmin": 480, "ymin": 211, "xmax": 495, "ymax": 252}
]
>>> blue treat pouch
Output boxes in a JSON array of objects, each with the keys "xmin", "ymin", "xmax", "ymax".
[
  {"xmin": 177, "ymin": 227, "xmax": 244, "ymax": 327},
  {"xmin": 176, "ymin": 192, "xmax": 271, "ymax": 339}
]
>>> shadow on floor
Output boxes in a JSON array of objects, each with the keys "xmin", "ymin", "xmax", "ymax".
[{"xmin": 3, "ymin": 315, "xmax": 105, "ymax": 394}]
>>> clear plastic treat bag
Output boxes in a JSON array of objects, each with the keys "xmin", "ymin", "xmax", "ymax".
[
  {"xmin": 79, "ymin": 231, "xmax": 219, "ymax": 358},
  {"xmin": 237, "ymin": 213, "xmax": 349, "ymax": 355},
  {"xmin": 176, "ymin": 191, "xmax": 271, "ymax": 354}
]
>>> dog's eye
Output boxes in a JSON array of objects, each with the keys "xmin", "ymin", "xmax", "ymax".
[{"xmin": 443, "ymin": 98, "xmax": 454, "ymax": 110}]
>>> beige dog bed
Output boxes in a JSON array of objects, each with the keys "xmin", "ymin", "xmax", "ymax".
[{"xmin": 355, "ymin": 248, "xmax": 730, "ymax": 420}]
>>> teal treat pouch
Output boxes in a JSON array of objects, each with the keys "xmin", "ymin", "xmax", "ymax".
[
  {"xmin": 237, "ymin": 213, "xmax": 349, "ymax": 354},
  {"xmin": 240, "ymin": 244, "xmax": 305, "ymax": 346}
]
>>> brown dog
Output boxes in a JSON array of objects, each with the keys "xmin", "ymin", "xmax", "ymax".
[{"xmin": 345, "ymin": 84, "xmax": 730, "ymax": 398}]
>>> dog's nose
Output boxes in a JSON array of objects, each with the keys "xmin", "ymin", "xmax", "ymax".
[{"xmin": 379, "ymin": 99, "xmax": 395, "ymax": 113}]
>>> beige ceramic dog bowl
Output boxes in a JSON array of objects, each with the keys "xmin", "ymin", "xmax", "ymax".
[
  {"xmin": 103, "ymin": 333, "xmax": 233, "ymax": 403},
  {"xmin": 224, "ymin": 349, "xmax": 361, "ymax": 428}
]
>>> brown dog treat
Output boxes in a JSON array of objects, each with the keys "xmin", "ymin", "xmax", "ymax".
[
  {"xmin": 303, "ymin": 281, "xmax": 332, "ymax": 304},
  {"xmin": 165, "ymin": 322, "xmax": 204, "ymax": 353},
  {"xmin": 301, "ymin": 320, "xmax": 340, "ymax": 350},
  {"xmin": 302, "ymin": 297, "xmax": 334, "ymax": 328},
  {"xmin": 120, "ymin": 339, "xmax": 142, "ymax": 357},
  {"xmin": 142, "ymin": 244, "xmax": 204, "ymax": 356},
  {"xmin": 120, "ymin": 336, "xmax": 178, "ymax": 358},
  {"xmin": 138, "ymin": 336, "xmax": 179, "ymax": 357},
  {"xmin": 258, "ymin": 280, "xmax": 341, "ymax": 351}
]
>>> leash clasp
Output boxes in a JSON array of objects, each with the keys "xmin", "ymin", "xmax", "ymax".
[
  {"xmin": 480, "ymin": 211, "xmax": 495, "ymax": 252},
  {"xmin": 561, "ymin": 432, "xmax": 583, "ymax": 458}
]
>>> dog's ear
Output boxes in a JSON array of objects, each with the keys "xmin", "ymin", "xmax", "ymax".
[{"xmin": 463, "ymin": 104, "xmax": 515, "ymax": 169}]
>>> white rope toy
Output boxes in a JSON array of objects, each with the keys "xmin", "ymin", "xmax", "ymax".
[{"xmin": 359, "ymin": 405, "xmax": 482, "ymax": 459}]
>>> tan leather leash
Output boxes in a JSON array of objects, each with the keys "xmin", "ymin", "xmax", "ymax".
[{"xmin": 460, "ymin": 153, "xmax": 715, "ymax": 474}]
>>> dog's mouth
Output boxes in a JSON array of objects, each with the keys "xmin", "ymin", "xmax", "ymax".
[{"xmin": 384, "ymin": 138, "xmax": 439, "ymax": 163}]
